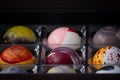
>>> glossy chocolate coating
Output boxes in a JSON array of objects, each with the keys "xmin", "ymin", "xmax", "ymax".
[
  {"xmin": 116, "ymin": 30, "xmax": 120, "ymax": 40},
  {"xmin": 0, "ymin": 66, "xmax": 27, "ymax": 73},
  {"xmin": 93, "ymin": 26, "xmax": 120, "ymax": 45},
  {"xmin": 46, "ymin": 47, "xmax": 82, "ymax": 64}
]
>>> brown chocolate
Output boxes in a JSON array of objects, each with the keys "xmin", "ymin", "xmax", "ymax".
[{"xmin": 93, "ymin": 26, "xmax": 120, "ymax": 45}]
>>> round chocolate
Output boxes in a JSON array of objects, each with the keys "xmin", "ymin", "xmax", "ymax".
[
  {"xmin": 0, "ymin": 45, "xmax": 33, "ymax": 64},
  {"xmin": 47, "ymin": 27, "xmax": 82, "ymax": 50},
  {"xmin": 96, "ymin": 65, "xmax": 120, "ymax": 74},
  {"xmin": 3, "ymin": 25, "xmax": 37, "ymax": 43},
  {"xmin": 46, "ymin": 47, "xmax": 82, "ymax": 64},
  {"xmin": 0, "ymin": 66, "xmax": 27, "ymax": 74},
  {"xmin": 93, "ymin": 26, "xmax": 120, "ymax": 46},
  {"xmin": 93, "ymin": 46, "xmax": 120, "ymax": 69},
  {"xmin": 47, "ymin": 65, "xmax": 76, "ymax": 73}
]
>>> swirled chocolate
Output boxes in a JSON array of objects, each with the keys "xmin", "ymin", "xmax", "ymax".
[{"xmin": 93, "ymin": 26, "xmax": 120, "ymax": 45}]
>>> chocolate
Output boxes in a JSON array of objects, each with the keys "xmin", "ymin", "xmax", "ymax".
[
  {"xmin": 116, "ymin": 30, "xmax": 120, "ymax": 40},
  {"xmin": 93, "ymin": 26, "xmax": 120, "ymax": 48},
  {"xmin": 0, "ymin": 66, "xmax": 27, "ymax": 74}
]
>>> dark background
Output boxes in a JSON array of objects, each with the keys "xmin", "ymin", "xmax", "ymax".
[{"xmin": 0, "ymin": 0, "xmax": 120, "ymax": 25}]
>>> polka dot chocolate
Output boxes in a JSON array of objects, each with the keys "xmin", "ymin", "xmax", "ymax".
[{"xmin": 93, "ymin": 46, "xmax": 120, "ymax": 69}]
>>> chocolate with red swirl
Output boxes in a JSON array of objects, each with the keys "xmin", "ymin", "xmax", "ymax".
[{"xmin": 0, "ymin": 45, "xmax": 35, "ymax": 68}]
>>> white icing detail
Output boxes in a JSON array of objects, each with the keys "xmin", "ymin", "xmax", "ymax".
[{"xmin": 61, "ymin": 32, "xmax": 81, "ymax": 49}]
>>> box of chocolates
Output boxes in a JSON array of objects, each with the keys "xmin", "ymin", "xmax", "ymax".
[{"xmin": 0, "ymin": 24, "xmax": 120, "ymax": 74}]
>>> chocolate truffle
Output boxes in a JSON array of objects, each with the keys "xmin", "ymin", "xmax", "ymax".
[
  {"xmin": 3, "ymin": 25, "xmax": 37, "ymax": 43},
  {"xmin": 46, "ymin": 47, "xmax": 82, "ymax": 65},
  {"xmin": 93, "ymin": 26, "xmax": 120, "ymax": 45},
  {"xmin": 47, "ymin": 65, "xmax": 76, "ymax": 73},
  {"xmin": 93, "ymin": 46, "xmax": 120, "ymax": 69},
  {"xmin": 0, "ymin": 66, "xmax": 27, "ymax": 74},
  {"xmin": 0, "ymin": 45, "xmax": 35, "ymax": 69},
  {"xmin": 47, "ymin": 27, "xmax": 82, "ymax": 50}
]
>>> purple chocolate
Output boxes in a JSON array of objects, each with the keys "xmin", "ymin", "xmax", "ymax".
[
  {"xmin": 93, "ymin": 26, "xmax": 120, "ymax": 45},
  {"xmin": 46, "ymin": 47, "xmax": 82, "ymax": 64}
]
